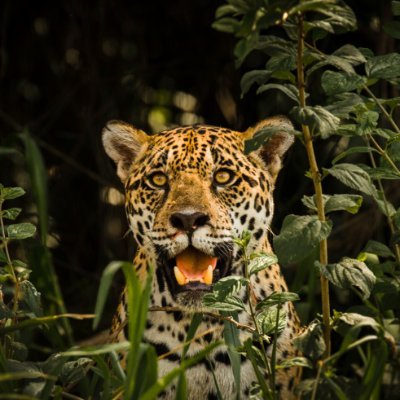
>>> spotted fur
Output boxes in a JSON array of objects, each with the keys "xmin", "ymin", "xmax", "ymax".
[{"xmin": 102, "ymin": 117, "xmax": 302, "ymax": 399}]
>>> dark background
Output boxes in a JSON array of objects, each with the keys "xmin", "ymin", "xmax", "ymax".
[{"xmin": 0, "ymin": 0, "xmax": 398, "ymax": 343}]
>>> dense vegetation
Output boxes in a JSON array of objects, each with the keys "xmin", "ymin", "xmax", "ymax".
[{"xmin": 0, "ymin": 0, "xmax": 399, "ymax": 398}]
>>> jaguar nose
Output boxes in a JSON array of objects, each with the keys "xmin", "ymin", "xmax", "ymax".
[{"xmin": 170, "ymin": 212, "xmax": 210, "ymax": 232}]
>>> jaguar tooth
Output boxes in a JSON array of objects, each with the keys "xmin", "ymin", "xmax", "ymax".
[
  {"xmin": 174, "ymin": 266, "xmax": 187, "ymax": 286},
  {"xmin": 203, "ymin": 265, "xmax": 213, "ymax": 285}
]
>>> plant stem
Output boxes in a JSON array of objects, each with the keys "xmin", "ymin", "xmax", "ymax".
[
  {"xmin": 363, "ymin": 86, "xmax": 400, "ymax": 134},
  {"xmin": 364, "ymin": 138, "xmax": 400, "ymax": 263},
  {"xmin": 0, "ymin": 200, "xmax": 20, "ymax": 324},
  {"xmin": 297, "ymin": 13, "xmax": 331, "ymax": 358}
]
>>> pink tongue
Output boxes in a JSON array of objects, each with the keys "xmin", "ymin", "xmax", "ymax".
[{"xmin": 176, "ymin": 247, "xmax": 217, "ymax": 279}]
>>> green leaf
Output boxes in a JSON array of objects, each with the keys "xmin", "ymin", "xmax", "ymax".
[
  {"xmin": 290, "ymin": 105, "xmax": 340, "ymax": 138},
  {"xmin": 93, "ymin": 261, "xmax": 127, "ymax": 329},
  {"xmin": 325, "ymin": 93, "xmax": 364, "ymax": 119},
  {"xmin": 394, "ymin": 208, "xmax": 400, "ymax": 229},
  {"xmin": 257, "ymin": 83, "xmax": 299, "ymax": 103},
  {"xmin": 212, "ymin": 276, "xmax": 249, "ymax": 298},
  {"xmin": 202, "ymin": 294, "xmax": 246, "ymax": 312},
  {"xmin": 333, "ymin": 44, "xmax": 367, "ymax": 65},
  {"xmin": 60, "ymin": 358, "xmax": 92, "ymax": 387},
  {"xmin": 325, "ymin": 194, "xmax": 363, "ymax": 214},
  {"xmin": 302, "ymin": 194, "xmax": 363, "ymax": 214},
  {"xmin": 243, "ymin": 339, "xmax": 271, "ymax": 398},
  {"xmin": 62, "ymin": 342, "xmax": 130, "ymax": 357},
  {"xmin": 366, "ymin": 53, "xmax": 400, "ymax": 79},
  {"xmin": 20, "ymin": 281, "xmax": 43, "ymax": 317},
  {"xmin": 356, "ymin": 110, "xmax": 379, "ymax": 135},
  {"xmin": 248, "ymin": 252, "xmax": 278, "ymax": 275},
  {"xmin": 215, "ymin": 4, "xmax": 238, "ymax": 19},
  {"xmin": 1, "ymin": 208, "xmax": 22, "ymax": 220},
  {"xmin": 366, "ymin": 166, "xmax": 400, "ymax": 180},
  {"xmin": 293, "ymin": 321, "xmax": 325, "ymax": 360},
  {"xmin": 363, "ymin": 240, "xmax": 395, "ymax": 258},
  {"xmin": 222, "ymin": 312, "xmax": 241, "ymax": 400},
  {"xmin": 256, "ymin": 306, "xmax": 286, "ymax": 336},
  {"xmin": 140, "ymin": 341, "xmax": 221, "ymax": 400},
  {"xmin": 337, "ymin": 312, "xmax": 380, "ymax": 331},
  {"xmin": 0, "ymin": 187, "xmax": 25, "ymax": 201},
  {"xmin": 0, "ymin": 250, "xmax": 7, "ymax": 263},
  {"xmin": 265, "ymin": 52, "xmax": 297, "ymax": 73},
  {"xmin": 332, "ymin": 146, "xmax": 379, "ymax": 164},
  {"xmin": 383, "ymin": 21, "xmax": 400, "ymax": 39},
  {"xmin": 256, "ymin": 292, "xmax": 299, "ymax": 310},
  {"xmin": 20, "ymin": 132, "xmax": 49, "ymax": 245},
  {"xmin": 6, "ymin": 223, "xmax": 36, "ymax": 240},
  {"xmin": 321, "ymin": 71, "xmax": 365, "ymax": 95},
  {"xmin": 326, "ymin": 163, "xmax": 378, "ymax": 197},
  {"xmin": 276, "ymin": 356, "xmax": 313, "ymax": 369},
  {"xmin": 240, "ymin": 70, "xmax": 271, "ymax": 95},
  {"xmin": 273, "ymin": 215, "xmax": 332, "ymax": 264},
  {"xmin": 316, "ymin": 257, "xmax": 376, "ymax": 299},
  {"xmin": 212, "ymin": 17, "xmax": 240, "ymax": 34}
]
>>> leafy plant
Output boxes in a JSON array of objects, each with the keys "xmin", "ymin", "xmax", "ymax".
[{"xmin": 212, "ymin": 0, "xmax": 400, "ymax": 398}]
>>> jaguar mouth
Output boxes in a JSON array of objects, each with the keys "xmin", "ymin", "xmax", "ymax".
[{"xmin": 161, "ymin": 245, "xmax": 232, "ymax": 295}]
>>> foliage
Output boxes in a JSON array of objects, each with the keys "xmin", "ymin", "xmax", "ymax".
[
  {"xmin": 1, "ymin": 0, "xmax": 400, "ymax": 399},
  {"xmin": 212, "ymin": 0, "xmax": 400, "ymax": 398}
]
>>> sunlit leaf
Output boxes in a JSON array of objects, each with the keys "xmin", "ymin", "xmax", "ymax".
[
  {"xmin": 6, "ymin": 223, "xmax": 36, "ymax": 240},
  {"xmin": 363, "ymin": 240, "xmax": 395, "ymax": 258},
  {"xmin": 248, "ymin": 253, "xmax": 278, "ymax": 275},
  {"xmin": 256, "ymin": 306, "xmax": 286, "ymax": 336},
  {"xmin": 1, "ymin": 208, "xmax": 22, "ymax": 220},
  {"xmin": 0, "ymin": 187, "xmax": 25, "ymax": 201}
]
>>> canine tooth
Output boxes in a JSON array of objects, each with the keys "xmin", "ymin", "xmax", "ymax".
[
  {"xmin": 203, "ymin": 265, "xmax": 213, "ymax": 285},
  {"xmin": 174, "ymin": 266, "xmax": 187, "ymax": 285}
]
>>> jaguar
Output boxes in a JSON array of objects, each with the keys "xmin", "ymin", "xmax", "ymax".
[{"xmin": 102, "ymin": 116, "xmax": 302, "ymax": 399}]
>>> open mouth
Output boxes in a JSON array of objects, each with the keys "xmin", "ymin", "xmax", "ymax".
[{"xmin": 161, "ymin": 245, "xmax": 232, "ymax": 294}]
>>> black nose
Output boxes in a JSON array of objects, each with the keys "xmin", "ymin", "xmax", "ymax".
[{"xmin": 170, "ymin": 212, "xmax": 210, "ymax": 232}]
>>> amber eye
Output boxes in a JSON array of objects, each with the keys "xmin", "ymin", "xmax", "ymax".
[
  {"xmin": 148, "ymin": 172, "xmax": 168, "ymax": 188},
  {"xmin": 214, "ymin": 169, "xmax": 234, "ymax": 186}
]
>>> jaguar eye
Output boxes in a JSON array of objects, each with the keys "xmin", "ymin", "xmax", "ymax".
[
  {"xmin": 214, "ymin": 169, "xmax": 234, "ymax": 186},
  {"xmin": 148, "ymin": 172, "xmax": 168, "ymax": 188}
]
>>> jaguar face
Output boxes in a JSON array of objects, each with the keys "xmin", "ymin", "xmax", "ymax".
[{"xmin": 102, "ymin": 118, "xmax": 293, "ymax": 307}]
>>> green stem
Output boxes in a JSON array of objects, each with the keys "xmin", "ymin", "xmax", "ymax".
[{"xmin": 297, "ymin": 13, "xmax": 331, "ymax": 358}]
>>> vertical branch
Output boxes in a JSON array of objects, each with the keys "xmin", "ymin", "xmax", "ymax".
[{"xmin": 296, "ymin": 14, "xmax": 331, "ymax": 357}]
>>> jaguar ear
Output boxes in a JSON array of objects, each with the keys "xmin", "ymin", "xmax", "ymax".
[
  {"xmin": 102, "ymin": 120, "xmax": 150, "ymax": 181},
  {"xmin": 243, "ymin": 116, "xmax": 294, "ymax": 182}
]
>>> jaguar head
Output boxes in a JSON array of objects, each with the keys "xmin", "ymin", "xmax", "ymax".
[{"xmin": 102, "ymin": 118, "xmax": 293, "ymax": 308}]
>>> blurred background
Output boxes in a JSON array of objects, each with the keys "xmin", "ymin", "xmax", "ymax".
[{"xmin": 0, "ymin": 0, "xmax": 398, "ymax": 345}]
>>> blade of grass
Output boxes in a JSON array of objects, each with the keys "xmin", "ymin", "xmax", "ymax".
[{"xmin": 140, "ymin": 341, "xmax": 221, "ymax": 400}]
